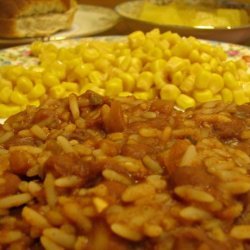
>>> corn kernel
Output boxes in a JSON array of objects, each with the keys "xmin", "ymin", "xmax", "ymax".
[
  {"xmin": 119, "ymin": 72, "xmax": 135, "ymax": 92},
  {"xmin": 223, "ymin": 72, "xmax": 239, "ymax": 90},
  {"xmin": 62, "ymin": 82, "xmax": 79, "ymax": 92},
  {"xmin": 10, "ymin": 90, "xmax": 28, "ymax": 105},
  {"xmin": 105, "ymin": 78, "xmax": 123, "ymax": 96},
  {"xmin": 149, "ymin": 59, "xmax": 166, "ymax": 72},
  {"xmin": 195, "ymin": 70, "xmax": 211, "ymax": 90},
  {"xmin": 43, "ymin": 72, "xmax": 60, "ymax": 87},
  {"xmin": 118, "ymin": 55, "xmax": 131, "ymax": 71},
  {"xmin": 29, "ymin": 100, "xmax": 40, "ymax": 107},
  {"xmin": 171, "ymin": 39, "xmax": 192, "ymax": 58},
  {"xmin": 189, "ymin": 49, "xmax": 200, "ymax": 63},
  {"xmin": 74, "ymin": 63, "xmax": 94, "ymax": 79},
  {"xmin": 130, "ymin": 57, "xmax": 142, "ymax": 72},
  {"xmin": 242, "ymin": 82, "xmax": 250, "ymax": 97},
  {"xmin": 28, "ymin": 84, "xmax": 46, "ymax": 100},
  {"xmin": 16, "ymin": 76, "xmax": 33, "ymax": 93},
  {"xmin": 190, "ymin": 63, "xmax": 202, "ymax": 75},
  {"xmin": 30, "ymin": 41, "xmax": 44, "ymax": 56},
  {"xmin": 172, "ymin": 71, "xmax": 183, "ymax": 86},
  {"xmin": 221, "ymin": 88, "xmax": 233, "ymax": 103},
  {"xmin": 224, "ymin": 61, "xmax": 237, "ymax": 74},
  {"xmin": 88, "ymin": 71, "xmax": 103, "ymax": 87},
  {"xmin": 180, "ymin": 75, "xmax": 195, "ymax": 93},
  {"xmin": 81, "ymin": 48, "xmax": 99, "ymax": 62},
  {"xmin": 193, "ymin": 89, "xmax": 214, "ymax": 103},
  {"xmin": 167, "ymin": 57, "xmax": 188, "ymax": 73},
  {"xmin": 176, "ymin": 94, "xmax": 196, "ymax": 110},
  {"xmin": 94, "ymin": 58, "xmax": 110, "ymax": 72},
  {"xmin": 81, "ymin": 83, "xmax": 105, "ymax": 96},
  {"xmin": 128, "ymin": 31, "xmax": 146, "ymax": 49},
  {"xmin": 134, "ymin": 91, "xmax": 154, "ymax": 100},
  {"xmin": 50, "ymin": 85, "xmax": 66, "ymax": 99},
  {"xmin": 146, "ymin": 29, "xmax": 161, "ymax": 40},
  {"xmin": 233, "ymin": 90, "xmax": 249, "ymax": 105},
  {"xmin": 149, "ymin": 47, "xmax": 163, "ymax": 59},
  {"xmin": 136, "ymin": 71, "xmax": 154, "ymax": 91},
  {"xmin": 154, "ymin": 72, "xmax": 166, "ymax": 89},
  {"xmin": 0, "ymin": 86, "xmax": 12, "ymax": 103},
  {"xmin": 200, "ymin": 52, "xmax": 211, "ymax": 63},
  {"xmin": 209, "ymin": 73, "xmax": 224, "ymax": 94},
  {"xmin": 118, "ymin": 92, "xmax": 133, "ymax": 97},
  {"xmin": 50, "ymin": 61, "xmax": 66, "ymax": 80},
  {"xmin": 162, "ymin": 31, "xmax": 181, "ymax": 46},
  {"xmin": 160, "ymin": 84, "xmax": 181, "ymax": 101},
  {"xmin": 0, "ymin": 104, "xmax": 21, "ymax": 118},
  {"xmin": 0, "ymin": 78, "xmax": 12, "ymax": 90}
]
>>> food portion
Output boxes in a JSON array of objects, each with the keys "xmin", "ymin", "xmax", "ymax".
[
  {"xmin": 0, "ymin": 91, "xmax": 250, "ymax": 249},
  {"xmin": 0, "ymin": 29, "xmax": 250, "ymax": 118},
  {"xmin": 0, "ymin": 0, "xmax": 77, "ymax": 38},
  {"xmin": 139, "ymin": 2, "xmax": 249, "ymax": 28}
]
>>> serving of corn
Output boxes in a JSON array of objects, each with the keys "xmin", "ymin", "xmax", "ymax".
[{"xmin": 0, "ymin": 29, "xmax": 249, "ymax": 118}]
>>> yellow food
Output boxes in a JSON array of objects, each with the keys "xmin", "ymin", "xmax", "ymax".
[
  {"xmin": 139, "ymin": 2, "xmax": 249, "ymax": 28},
  {"xmin": 0, "ymin": 29, "xmax": 249, "ymax": 118}
]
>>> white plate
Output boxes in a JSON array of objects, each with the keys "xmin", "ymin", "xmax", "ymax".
[{"xmin": 0, "ymin": 5, "xmax": 119, "ymax": 47}]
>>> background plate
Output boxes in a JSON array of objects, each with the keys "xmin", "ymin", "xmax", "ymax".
[
  {"xmin": 0, "ymin": 5, "xmax": 119, "ymax": 47},
  {"xmin": 115, "ymin": 0, "xmax": 250, "ymax": 44}
]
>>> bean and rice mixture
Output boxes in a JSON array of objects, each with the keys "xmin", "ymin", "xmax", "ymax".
[{"xmin": 0, "ymin": 90, "xmax": 250, "ymax": 249}]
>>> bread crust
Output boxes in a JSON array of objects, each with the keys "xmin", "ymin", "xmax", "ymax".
[{"xmin": 0, "ymin": 0, "xmax": 77, "ymax": 38}]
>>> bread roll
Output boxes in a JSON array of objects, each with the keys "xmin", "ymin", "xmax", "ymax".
[{"xmin": 0, "ymin": 0, "xmax": 77, "ymax": 38}]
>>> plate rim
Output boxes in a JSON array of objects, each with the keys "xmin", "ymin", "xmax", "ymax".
[{"xmin": 115, "ymin": 0, "xmax": 250, "ymax": 31}]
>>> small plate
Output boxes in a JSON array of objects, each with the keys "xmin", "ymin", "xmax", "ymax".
[
  {"xmin": 115, "ymin": 0, "xmax": 250, "ymax": 44},
  {"xmin": 0, "ymin": 5, "xmax": 119, "ymax": 47}
]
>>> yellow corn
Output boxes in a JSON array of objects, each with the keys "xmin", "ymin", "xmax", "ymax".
[
  {"xmin": 16, "ymin": 76, "xmax": 33, "ymax": 93},
  {"xmin": 233, "ymin": 90, "xmax": 249, "ymax": 105},
  {"xmin": 61, "ymin": 82, "xmax": 79, "ymax": 92},
  {"xmin": 0, "ymin": 86, "xmax": 12, "ymax": 103},
  {"xmin": 172, "ymin": 71, "xmax": 183, "ymax": 86},
  {"xmin": 193, "ymin": 89, "xmax": 214, "ymax": 103},
  {"xmin": 209, "ymin": 73, "xmax": 224, "ymax": 94},
  {"xmin": 119, "ymin": 72, "xmax": 135, "ymax": 92},
  {"xmin": 223, "ymin": 72, "xmax": 239, "ymax": 90},
  {"xmin": 195, "ymin": 70, "xmax": 211, "ymax": 90},
  {"xmin": 189, "ymin": 49, "xmax": 200, "ymax": 63},
  {"xmin": 105, "ymin": 78, "xmax": 123, "ymax": 96},
  {"xmin": 42, "ymin": 72, "xmax": 60, "ymax": 87},
  {"xmin": 134, "ymin": 89, "xmax": 155, "ymax": 100},
  {"xmin": 0, "ymin": 104, "xmax": 22, "ymax": 118},
  {"xmin": 179, "ymin": 75, "xmax": 195, "ymax": 94},
  {"xmin": 81, "ymin": 83, "xmax": 105, "ymax": 96},
  {"xmin": 74, "ymin": 63, "xmax": 93, "ymax": 79},
  {"xmin": 50, "ymin": 85, "xmax": 66, "ymax": 99},
  {"xmin": 176, "ymin": 94, "xmax": 196, "ymax": 110},
  {"xmin": 28, "ymin": 84, "xmax": 46, "ymax": 100},
  {"xmin": 0, "ymin": 29, "xmax": 249, "ymax": 118},
  {"xmin": 10, "ymin": 90, "xmax": 28, "ymax": 105},
  {"xmin": 167, "ymin": 57, "xmax": 188, "ymax": 73},
  {"xmin": 88, "ymin": 71, "xmax": 103, "ymax": 87},
  {"xmin": 221, "ymin": 88, "xmax": 233, "ymax": 103},
  {"xmin": 160, "ymin": 84, "xmax": 181, "ymax": 101},
  {"xmin": 136, "ymin": 71, "xmax": 154, "ymax": 91}
]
